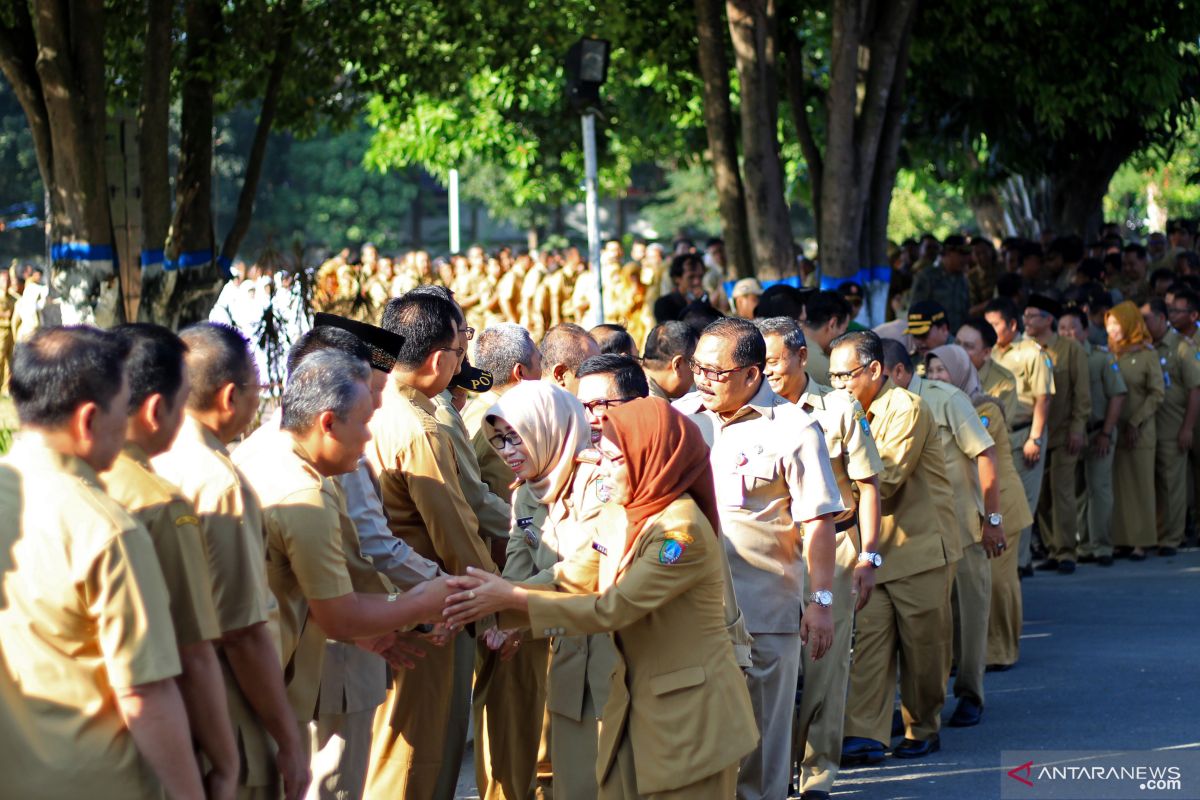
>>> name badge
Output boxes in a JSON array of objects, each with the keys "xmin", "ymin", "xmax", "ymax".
[{"xmin": 592, "ymin": 541, "xmax": 608, "ymax": 556}]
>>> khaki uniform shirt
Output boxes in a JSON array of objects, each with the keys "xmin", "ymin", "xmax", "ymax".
[
  {"xmin": 1039, "ymin": 333, "xmax": 1091, "ymax": 448},
  {"xmin": 907, "ymin": 375, "xmax": 994, "ymax": 554},
  {"xmin": 647, "ymin": 377, "xmax": 671, "ymax": 401},
  {"xmin": 153, "ymin": 415, "xmax": 275, "ymax": 787},
  {"xmin": 992, "ymin": 335, "xmax": 1055, "ymax": 428},
  {"xmin": 803, "ymin": 338, "xmax": 832, "ymax": 385},
  {"xmin": 798, "ymin": 377, "xmax": 884, "ymax": 530},
  {"xmin": 978, "ymin": 358, "xmax": 1019, "ymax": 423},
  {"xmin": 461, "ymin": 387, "xmax": 517, "ymax": 502},
  {"xmin": 1084, "ymin": 342, "xmax": 1128, "ymax": 428},
  {"xmin": 1153, "ymin": 331, "xmax": 1200, "ymax": 440},
  {"xmin": 367, "ymin": 380, "xmax": 498, "ymax": 576},
  {"xmin": 0, "ymin": 438, "xmax": 181, "ymax": 799},
  {"xmin": 865, "ymin": 381, "xmax": 957, "ymax": 583},
  {"xmin": 434, "ymin": 390, "xmax": 512, "ymax": 542},
  {"xmin": 102, "ymin": 443, "xmax": 221, "ymax": 648},
  {"xmin": 676, "ymin": 381, "xmax": 845, "ymax": 634},
  {"xmin": 975, "ymin": 401, "xmax": 1034, "ymax": 534},
  {"xmin": 1114, "ymin": 349, "xmax": 1165, "ymax": 441}
]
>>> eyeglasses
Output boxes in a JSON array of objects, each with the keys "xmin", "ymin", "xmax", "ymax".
[
  {"xmin": 1022, "ymin": 310, "xmax": 1049, "ymax": 320},
  {"xmin": 1168, "ymin": 306, "xmax": 1193, "ymax": 316},
  {"xmin": 463, "ymin": 326, "xmax": 476, "ymax": 340},
  {"xmin": 828, "ymin": 364, "xmax": 868, "ymax": 383},
  {"xmin": 487, "ymin": 431, "xmax": 524, "ymax": 450},
  {"xmin": 689, "ymin": 359, "xmax": 759, "ymax": 382},
  {"xmin": 437, "ymin": 346, "xmax": 466, "ymax": 359},
  {"xmin": 582, "ymin": 397, "xmax": 632, "ymax": 414}
]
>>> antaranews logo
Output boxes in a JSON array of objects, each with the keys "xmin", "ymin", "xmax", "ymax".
[{"xmin": 1001, "ymin": 751, "xmax": 1196, "ymax": 799}]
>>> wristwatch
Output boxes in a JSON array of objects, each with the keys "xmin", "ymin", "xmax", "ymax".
[
  {"xmin": 987, "ymin": 512, "xmax": 1003, "ymax": 527},
  {"xmin": 808, "ymin": 590, "xmax": 833, "ymax": 608},
  {"xmin": 857, "ymin": 551, "xmax": 883, "ymax": 568},
  {"xmin": 1032, "ymin": 435, "xmax": 1045, "ymax": 446}
]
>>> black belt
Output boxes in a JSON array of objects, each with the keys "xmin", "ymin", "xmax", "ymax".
[
  {"xmin": 1011, "ymin": 420, "xmax": 1032, "ymax": 433},
  {"xmin": 1087, "ymin": 420, "xmax": 1104, "ymax": 433},
  {"xmin": 835, "ymin": 515, "xmax": 859, "ymax": 533}
]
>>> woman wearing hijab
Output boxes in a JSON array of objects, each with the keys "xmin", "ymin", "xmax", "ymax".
[
  {"xmin": 927, "ymin": 344, "xmax": 1033, "ymax": 670},
  {"xmin": 1105, "ymin": 302, "xmax": 1165, "ymax": 559},
  {"xmin": 445, "ymin": 397, "xmax": 759, "ymax": 799},
  {"xmin": 477, "ymin": 380, "xmax": 620, "ymax": 800}
]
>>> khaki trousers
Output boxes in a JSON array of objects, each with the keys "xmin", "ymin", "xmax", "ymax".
[
  {"xmin": 0, "ymin": 327, "xmax": 12, "ymax": 393},
  {"xmin": 473, "ymin": 637, "xmax": 550, "ymax": 800},
  {"xmin": 1077, "ymin": 433, "xmax": 1116, "ymax": 558},
  {"xmin": 1113, "ymin": 443, "xmax": 1157, "ymax": 549},
  {"xmin": 951, "ymin": 542, "xmax": 991, "ymax": 704},
  {"xmin": 738, "ymin": 633, "xmax": 803, "ymax": 800},
  {"xmin": 1038, "ymin": 446, "xmax": 1080, "ymax": 561},
  {"xmin": 844, "ymin": 564, "xmax": 951, "ymax": 744},
  {"xmin": 364, "ymin": 633, "xmax": 472, "ymax": 800},
  {"xmin": 986, "ymin": 529, "xmax": 1023, "ymax": 666},
  {"xmin": 794, "ymin": 532, "xmax": 856, "ymax": 795},
  {"xmin": 1156, "ymin": 435, "xmax": 1189, "ymax": 549},
  {"xmin": 551, "ymin": 680, "xmax": 600, "ymax": 800},
  {"xmin": 308, "ymin": 710, "xmax": 375, "ymax": 800},
  {"xmin": 1011, "ymin": 427, "xmax": 1046, "ymax": 569},
  {"xmin": 601, "ymin": 729, "xmax": 739, "ymax": 800}
]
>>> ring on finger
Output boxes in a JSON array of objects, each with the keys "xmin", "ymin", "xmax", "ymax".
[{"xmin": 468, "ymin": 590, "xmax": 476, "ymax": 600}]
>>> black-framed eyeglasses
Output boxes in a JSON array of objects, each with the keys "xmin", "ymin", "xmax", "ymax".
[
  {"xmin": 582, "ymin": 397, "xmax": 632, "ymax": 414},
  {"xmin": 487, "ymin": 431, "xmax": 523, "ymax": 450},
  {"xmin": 689, "ymin": 359, "xmax": 759, "ymax": 382},
  {"xmin": 438, "ymin": 346, "xmax": 466, "ymax": 359},
  {"xmin": 463, "ymin": 326, "xmax": 476, "ymax": 340},
  {"xmin": 828, "ymin": 364, "xmax": 868, "ymax": 383}
]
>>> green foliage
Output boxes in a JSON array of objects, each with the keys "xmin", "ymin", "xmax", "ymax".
[
  {"xmin": 887, "ymin": 168, "xmax": 973, "ymax": 242},
  {"xmin": 0, "ymin": 85, "xmax": 44, "ymax": 261},
  {"xmin": 1105, "ymin": 112, "xmax": 1200, "ymax": 233},
  {"xmin": 639, "ymin": 162, "xmax": 723, "ymax": 239}
]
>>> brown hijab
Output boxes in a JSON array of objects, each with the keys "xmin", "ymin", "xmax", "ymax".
[
  {"xmin": 603, "ymin": 397, "xmax": 719, "ymax": 557},
  {"xmin": 1106, "ymin": 300, "xmax": 1154, "ymax": 356}
]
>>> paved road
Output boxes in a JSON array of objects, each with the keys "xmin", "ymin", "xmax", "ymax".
[{"xmin": 456, "ymin": 546, "xmax": 1200, "ymax": 799}]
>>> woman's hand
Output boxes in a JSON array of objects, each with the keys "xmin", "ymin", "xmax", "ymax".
[{"xmin": 444, "ymin": 567, "xmax": 526, "ymax": 628}]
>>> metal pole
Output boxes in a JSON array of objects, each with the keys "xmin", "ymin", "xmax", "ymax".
[
  {"xmin": 449, "ymin": 168, "xmax": 460, "ymax": 253},
  {"xmin": 581, "ymin": 112, "xmax": 604, "ymax": 323}
]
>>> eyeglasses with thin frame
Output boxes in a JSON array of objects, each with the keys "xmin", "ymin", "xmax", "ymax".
[
  {"xmin": 828, "ymin": 363, "xmax": 868, "ymax": 383},
  {"xmin": 463, "ymin": 326, "xmax": 476, "ymax": 340},
  {"xmin": 689, "ymin": 359, "xmax": 760, "ymax": 382},
  {"xmin": 582, "ymin": 397, "xmax": 632, "ymax": 414},
  {"xmin": 488, "ymin": 431, "xmax": 523, "ymax": 450},
  {"xmin": 1022, "ymin": 309, "xmax": 1050, "ymax": 320},
  {"xmin": 437, "ymin": 345, "xmax": 466, "ymax": 359}
]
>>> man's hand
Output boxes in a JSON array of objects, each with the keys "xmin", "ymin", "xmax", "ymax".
[
  {"xmin": 484, "ymin": 627, "xmax": 523, "ymax": 661},
  {"xmin": 379, "ymin": 632, "xmax": 428, "ymax": 670},
  {"xmin": 421, "ymin": 622, "xmax": 453, "ymax": 648},
  {"xmin": 981, "ymin": 521, "xmax": 1007, "ymax": 558},
  {"xmin": 1122, "ymin": 422, "xmax": 1141, "ymax": 450},
  {"xmin": 851, "ymin": 563, "xmax": 876, "ymax": 612},
  {"xmin": 355, "ymin": 632, "xmax": 396, "ymax": 655},
  {"xmin": 1023, "ymin": 437, "xmax": 1043, "ymax": 466},
  {"xmin": 1067, "ymin": 431, "xmax": 1086, "ymax": 457},
  {"xmin": 1092, "ymin": 430, "xmax": 1113, "ymax": 458},
  {"xmin": 800, "ymin": 604, "xmax": 833, "ymax": 661},
  {"xmin": 276, "ymin": 739, "xmax": 311, "ymax": 800},
  {"xmin": 1179, "ymin": 426, "xmax": 1194, "ymax": 454}
]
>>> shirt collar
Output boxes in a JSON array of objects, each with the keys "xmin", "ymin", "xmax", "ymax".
[
  {"xmin": 182, "ymin": 414, "xmax": 230, "ymax": 456},
  {"xmin": 391, "ymin": 378, "xmax": 438, "ymax": 416},
  {"xmin": 121, "ymin": 441, "xmax": 153, "ymax": 469},
  {"xmin": 6, "ymin": 435, "xmax": 102, "ymax": 487}
]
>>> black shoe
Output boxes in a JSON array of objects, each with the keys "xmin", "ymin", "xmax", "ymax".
[
  {"xmin": 892, "ymin": 735, "xmax": 941, "ymax": 759},
  {"xmin": 892, "ymin": 709, "xmax": 904, "ymax": 737},
  {"xmin": 986, "ymin": 663, "xmax": 1014, "ymax": 672},
  {"xmin": 1057, "ymin": 560, "xmax": 1076, "ymax": 574},
  {"xmin": 799, "ymin": 792, "xmax": 831, "ymax": 800},
  {"xmin": 1035, "ymin": 559, "xmax": 1060, "ymax": 571},
  {"xmin": 1114, "ymin": 547, "xmax": 1133, "ymax": 559},
  {"xmin": 1159, "ymin": 547, "xmax": 1178, "ymax": 557},
  {"xmin": 1097, "ymin": 555, "xmax": 1114, "ymax": 567},
  {"xmin": 1078, "ymin": 554, "xmax": 1098, "ymax": 564},
  {"xmin": 1018, "ymin": 565, "xmax": 1034, "ymax": 579},
  {"xmin": 948, "ymin": 698, "xmax": 983, "ymax": 727},
  {"xmin": 841, "ymin": 736, "xmax": 886, "ymax": 767}
]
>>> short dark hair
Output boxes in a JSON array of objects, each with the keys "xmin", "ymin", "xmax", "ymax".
[
  {"xmin": 576, "ymin": 354, "xmax": 650, "ymax": 400},
  {"xmin": 1060, "ymin": 304, "xmax": 1089, "ymax": 328},
  {"xmin": 114, "ymin": 324, "xmax": 189, "ymax": 411},
  {"xmin": 1084, "ymin": 282, "xmax": 1115, "ymax": 312},
  {"xmin": 984, "ymin": 297, "xmax": 1019, "ymax": 326},
  {"xmin": 405, "ymin": 284, "xmax": 463, "ymax": 322},
  {"xmin": 179, "ymin": 322, "xmax": 255, "ymax": 412},
  {"xmin": 753, "ymin": 316, "xmax": 807, "ymax": 351},
  {"xmin": 642, "ymin": 321, "xmax": 698, "ymax": 365},
  {"xmin": 541, "ymin": 323, "xmax": 596, "ymax": 374},
  {"xmin": 1150, "ymin": 267, "xmax": 1177, "ymax": 288},
  {"xmin": 286, "ymin": 327, "xmax": 371, "ymax": 378},
  {"xmin": 881, "ymin": 338, "xmax": 913, "ymax": 372},
  {"xmin": 1176, "ymin": 251, "xmax": 1200, "ymax": 272},
  {"xmin": 1174, "ymin": 289, "xmax": 1200, "ymax": 313},
  {"xmin": 669, "ymin": 252, "xmax": 703, "ymax": 280},
  {"xmin": 830, "ymin": 330, "xmax": 884, "ymax": 368},
  {"xmin": 700, "ymin": 317, "xmax": 766, "ymax": 368},
  {"xmin": 1143, "ymin": 296, "xmax": 1168, "ymax": 317},
  {"xmin": 995, "ymin": 273, "xmax": 1023, "ymax": 300},
  {"xmin": 805, "ymin": 290, "xmax": 852, "ymax": 328},
  {"xmin": 591, "ymin": 324, "xmax": 638, "ymax": 357},
  {"xmin": 959, "ymin": 317, "xmax": 998, "ymax": 349},
  {"xmin": 381, "ymin": 294, "xmax": 459, "ymax": 368},
  {"xmin": 1078, "ymin": 258, "xmax": 1106, "ymax": 283},
  {"xmin": 680, "ymin": 301, "xmax": 724, "ymax": 335},
  {"xmin": 1047, "ymin": 235, "xmax": 1085, "ymax": 264},
  {"xmin": 754, "ymin": 285, "xmax": 807, "ymax": 319},
  {"xmin": 11, "ymin": 326, "xmax": 131, "ymax": 428},
  {"xmin": 1123, "ymin": 242, "xmax": 1148, "ymax": 260}
]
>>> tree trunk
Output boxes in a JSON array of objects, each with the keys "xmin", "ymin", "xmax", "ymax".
[
  {"xmin": 865, "ymin": 8, "xmax": 912, "ymax": 268},
  {"xmin": 172, "ymin": 0, "xmax": 220, "ymax": 265},
  {"xmin": 727, "ymin": 0, "xmax": 794, "ymax": 280},
  {"xmin": 818, "ymin": 0, "xmax": 863, "ymax": 279},
  {"xmin": 969, "ymin": 190, "xmax": 1011, "ymax": 241},
  {"xmin": 694, "ymin": 0, "xmax": 753, "ymax": 279},
  {"xmin": 138, "ymin": 0, "xmax": 174, "ymax": 321},
  {"xmin": 783, "ymin": 31, "xmax": 823, "ymax": 244}
]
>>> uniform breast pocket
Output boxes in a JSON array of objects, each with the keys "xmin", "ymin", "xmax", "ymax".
[{"xmin": 743, "ymin": 457, "xmax": 779, "ymax": 494}]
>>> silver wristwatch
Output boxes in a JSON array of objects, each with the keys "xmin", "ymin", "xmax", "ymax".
[
  {"xmin": 858, "ymin": 551, "xmax": 883, "ymax": 568},
  {"xmin": 987, "ymin": 512, "xmax": 1003, "ymax": 527},
  {"xmin": 808, "ymin": 590, "xmax": 833, "ymax": 608}
]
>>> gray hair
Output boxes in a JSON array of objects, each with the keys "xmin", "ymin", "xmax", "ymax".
[
  {"xmin": 474, "ymin": 323, "xmax": 538, "ymax": 389},
  {"xmin": 281, "ymin": 349, "xmax": 371, "ymax": 433},
  {"xmin": 753, "ymin": 317, "xmax": 807, "ymax": 352}
]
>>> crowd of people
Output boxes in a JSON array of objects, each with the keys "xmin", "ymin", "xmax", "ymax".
[{"xmin": 1, "ymin": 216, "xmax": 1198, "ymax": 800}]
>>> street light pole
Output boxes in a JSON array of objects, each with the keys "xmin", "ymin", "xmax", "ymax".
[{"xmin": 581, "ymin": 113, "xmax": 604, "ymax": 323}]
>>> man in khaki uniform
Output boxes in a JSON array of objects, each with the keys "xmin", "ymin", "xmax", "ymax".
[
  {"xmin": 883, "ymin": 342, "xmax": 1003, "ymax": 729},
  {"xmin": 541, "ymin": 322, "xmax": 601, "ymax": 396},
  {"xmin": 676, "ymin": 318, "xmax": 844, "ymax": 800},
  {"xmin": 641, "ymin": 321, "xmax": 698, "ymax": 401},
  {"xmin": 101, "ymin": 324, "xmax": 239, "ymax": 794},
  {"xmin": 985, "ymin": 298, "xmax": 1055, "ymax": 575},
  {"xmin": 0, "ymin": 327, "xmax": 204, "ymax": 799},
  {"xmin": 957, "ymin": 318, "xmax": 1019, "ymax": 421},
  {"xmin": 0, "ymin": 268, "xmax": 17, "ymax": 392},
  {"xmin": 1058, "ymin": 308, "xmax": 1126, "ymax": 566},
  {"xmin": 831, "ymin": 331, "xmax": 957, "ymax": 763},
  {"xmin": 1142, "ymin": 298, "xmax": 1200, "ymax": 554},
  {"xmin": 154, "ymin": 321, "xmax": 310, "ymax": 800},
  {"xmin": 1165, "ymin": 289, "xmax": 1200, "ymax": 544},
  {"xmin": 756, "ymin": 317, "xmax": 884, "ymax": 799},
  {"xmin": 800, "ymin": 291, "xmax": 853, "ymax": 385},
  {"xmin": 364, "ymin": 293, "xmax": 500, "ymax": 800}
]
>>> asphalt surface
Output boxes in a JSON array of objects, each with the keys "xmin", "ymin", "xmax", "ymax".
[{"xmin": 455, "ymin": 545, "xmax": 1200, "ymax": 799}]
